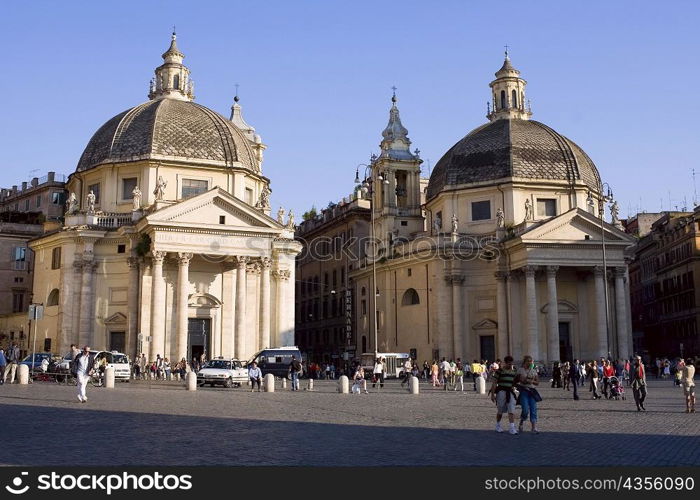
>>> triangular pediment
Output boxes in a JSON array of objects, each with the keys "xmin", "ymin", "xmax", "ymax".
[
  {"xmin": 520, "ymin": 208, "xmax": 634, "ymax": 243},
  {"xmin": 104, "ymin": 312, "xmax": 127, "ymax": 324},
  {"xmin": 145, "ymin": 187, "xmax": 281, "ymax": 229},
  {"xmin": 472, "ymin": 319, "xmax": 498, "ymax": 330}
]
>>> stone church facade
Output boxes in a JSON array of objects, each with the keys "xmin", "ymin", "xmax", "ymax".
[
  {"xmin": 29, "ymin": 34, "xmax": 300, "ymax": 362},
  {"xmin": 352, "ymin": 54, "xmax": 635, "ymax": 365}
]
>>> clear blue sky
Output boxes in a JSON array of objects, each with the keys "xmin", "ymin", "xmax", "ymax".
[{"xmin": 1, "ymin": 0, "xmax": 698, "ymax": 219}]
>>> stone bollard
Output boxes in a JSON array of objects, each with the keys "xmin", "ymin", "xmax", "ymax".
[
  {"xmin": 104, "ymin": 366, "xmax": 115, "ymax": 388},
  {"xmin": 409, "ymin": 376, "xmax": 420, "ymax": 394},
  {"xmin": 282, "ymin": 377, "xmax": 287, "ymax": 389},
  {"xmin": 186, "ymin": 371, "xmax": 197, "ymax": 391},
  {"xmin": 18, "ymin": 364, "xmax": 29, "ymax": 385},
  {"xmin": 264, "ymin": 373, "xmax": 275, "ymax": 392},
  {"xmin": 338, "ymin": 375, "xmax": 349, "ymax": 394},
  {"xmin": 476, "ymin": 375, "xmax": 486, "ymax": 394},
  {"xmin": 307, "ymin": 378, "xmax": 314, "ymax": 391}
]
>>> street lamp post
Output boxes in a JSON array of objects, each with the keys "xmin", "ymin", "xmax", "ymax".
[
  {"xmin": 355, "ymin": 160, "xmax": 389, "ymax": 359},
  {"xmin": 590, "ymin": 184, "xmax": 615, "ymax": 358}
]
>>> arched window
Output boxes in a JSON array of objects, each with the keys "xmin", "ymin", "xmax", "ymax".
[
  {"xmin": 500, "ymin": 90, "xmax": 506, "ymax": 109},
  {"xmin": 361, "ymin": 286, "xmax": 366, "ymax": 296},
  {"xmin": 401, "ymin": 288, "xmax": 420, "ymax": 306},
  {"xmin": 511, "ymin": 89, "xmax": 517, "ymax": 109},
  {"xmin": 47, "ymin": 288, "xmax": 59, "ymax": 307},
  {"xmin": 173, "ymin": 74, "xmax": 180, "ymax": 89}
]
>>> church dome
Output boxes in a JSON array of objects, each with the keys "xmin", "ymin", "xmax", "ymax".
[
  {"xmin": 427, "ymin": 119, "xmax": 601, "ymax": 200},
  {"xmin": 76, "ymin": 98, "xmax": 258, "ymax": 173}
]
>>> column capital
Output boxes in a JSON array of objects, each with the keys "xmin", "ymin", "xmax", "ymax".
[
  {"xmin": 82, "ymin": 261, "xmax": 98, "ymax": 274},
  {"xmin": 494, "ymin": 271, "xmax": 510, "ymax": 281},
  {"xmin": 546, "ymin": 265, "xmax": 559, "ymax": 277},
  {"xmin": 273, "ymin": 269, "xmax": 291, "ymax": 281},
  {"xmin": 523, "ymin": 265, "xmax": 538, "ymax": 278},
  {"xmin": 614, "ymin": 266, "xmax": 626, "ymax": 278},
  {"xmin": 151, "ymin": 250, "xmax": 167, "ymax": 264},
  {"xmin": 247, "ymin": 262, "xmax": 262, "ymax": 274},
  {"xmin": 127, "ymin": 257, "xmax": 140, "ymax": 269},
  {"xmin": 260, "ymin": 257, "xmax": 272, "ymax": 270},
  {"xmin": 73, "ymin": 258, "xmax": 83, "ymax": 271},
  {"xmin": 232, "ymin": 255, "xmax": 249, "ymax": 268},
  {"xmin": 593, "ymin": 266, "xmax": 605, "ymax": 277},
  {"xmin": 177, "ymin": 252, "xmax": 193, "ymax": 266}
]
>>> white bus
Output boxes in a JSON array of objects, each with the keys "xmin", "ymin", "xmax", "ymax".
[{"xmin": 360, "ymin": 352, "xmax": 411, "ymax": 378}]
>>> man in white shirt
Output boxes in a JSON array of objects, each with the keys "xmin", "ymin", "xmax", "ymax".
[{"xmin": 72, "ymin": 345, "xmax": 95, "ymax": 403}]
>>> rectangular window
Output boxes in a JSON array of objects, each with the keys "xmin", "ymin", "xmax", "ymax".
[
  {"xmin": 361, "ymin": 299, "xmax": 367, "ymax": 316},
  {"xmin": 51, "ymin": 191, "xmax": 65, "ymax": 205},
  {"xmin": 407, "ymin": 268, "xmax": 412, "ymax": 277},
  {"xmin": 13, "ymin": 246, "xmax": 26, "ymax": 270},
  {"xmin": 219, "ymin": 215, "xmax": 226, "ymax": 224},
  {"xmin": 117, "ymin": 244, "xmax": 126, "ymax": 254},
  {"xmin": 88, "ymin": 183, "xmax": 101, "ymax": 204},
  {"xmin": 122, "ymin": 177, "xmax": 138, "ymax": 200},
  {"xmin": 537, "ymin": 199, "xmax": 557, "ymax": 217},
  {"xmin": 245, "ymin": 187, "xmax": 254, "ymax": 205},
  {"xmin": 24, "ymin": 199, "xmax": 30, "ymax": 211},
  {"xmin": 181, "ymin": 179, "xmax": 208, "ymax": 199},
  {"xmin": 12, "ymin": 292, "xmax": 24, "ymax": 313},
  {"xmin": 36, "ymin": 195, "xmax": 41, "ymax": 208},
  {"xmin": 471, "ymin": 200, "xmax": 491, "ymax": 221},
  {"xmin": 51, "ymin": 247, "xmax": 62, "ymax": 269}
]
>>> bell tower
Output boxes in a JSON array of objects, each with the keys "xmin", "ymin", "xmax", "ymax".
[{"xmin": 371, "ymin": 90, "xmax": 423, "ymax": 248}]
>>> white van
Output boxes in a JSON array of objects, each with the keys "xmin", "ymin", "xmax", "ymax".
[{"xmin": 360, "ymin": 352, "xmax": 411, "ymax": 378}]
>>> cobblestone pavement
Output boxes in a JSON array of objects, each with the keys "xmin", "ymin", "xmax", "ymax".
[{"xmin": 0, "ymin": 377, "xmax": 697, "ymax": 466}]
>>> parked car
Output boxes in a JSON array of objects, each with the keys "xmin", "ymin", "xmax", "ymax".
[
  {"xmin": 19, "ymin": 352, "xmax": 58, "ymax": 372},
  {"xmin": 94, "ymin": 351, "xmax": 131, "ymax": 381},
  {"xmin": 196, "ymin": 358, "xmax": 248, "ymax": 388}
]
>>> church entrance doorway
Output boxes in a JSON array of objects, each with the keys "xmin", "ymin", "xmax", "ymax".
[
  {"xmin": 110, "ymin": 331, "xmax": 125, "ymax": 353},
  {"xmin": 480, "ymin": 335, "xmax": 495, "ymax": 363},
  {"xmin": 188, "ymin": 318, "xmax": 211, "ymax": 364},
  {"xmin": 559, "ymin": 322, "xmax": 572, "ymax": 362}
]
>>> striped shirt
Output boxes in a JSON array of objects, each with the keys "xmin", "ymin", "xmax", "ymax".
[{"xmin": 494, "ymin": 367, "xmax": 517, "ymax": 389}]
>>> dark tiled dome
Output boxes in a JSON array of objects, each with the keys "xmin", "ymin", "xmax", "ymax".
[
  {"xmin": 76, "ymin": 99, "xmax": 257, "ymax": 172},
  {"xmin": 427, "ymin": 119, "xmax": 601, "ymax": 200}
]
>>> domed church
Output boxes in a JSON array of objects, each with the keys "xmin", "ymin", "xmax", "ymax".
[
  {"xmin": 30, "ymin": 34, "xmax": 301, "ymax": 362},
  {"xmin": 352, "ymin": 53, "xmax": 635, "ymax": 364}
]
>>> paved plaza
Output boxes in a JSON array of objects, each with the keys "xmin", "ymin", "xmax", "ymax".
[{"xmin": 0, "ymin": 378, "xmax": 697, "ymax": 466}]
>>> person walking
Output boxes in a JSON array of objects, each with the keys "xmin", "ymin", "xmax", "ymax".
[
  {"xmin": 248, "ymin": 361, "xmax": 262, "ymax": 392},
  {"xmin": 588, "ymin": 360, "xmax": 601, "ymax": 399},
  {"xmin": 561, "ymin": 361, "xmax": 571, "ymax": 391},
  {"xmin": 454, "ymin": 359, "xmax": 465, "ymax": 392},
  {"xmin": 400, "ymin": 357, "xmax": 413, "ymax": 388},
  {"xmin": 288, "ymin": 355, "xmax": 302, "ymax": 391},
  {"xmin": 3, "ymin": 343, "xmax": 20, "ymax": 384},
  {"xmin": 516, "ymin": 355, "xmax": 541, "ymax": 434},
  {"xmin": 551, "ymin": 361, "xmax": 562, "ymax": 388},
  {"xmin": 602, "ymin": 360, "xmax": 615, "ymax": 399},
  {"xmin": 372, "ymin": 357, "xmax": 385, "ymax": 389},
  {"xmin": 631, "ymin": 356, "xmax": 647, "ymax": 411},
  {"xmin": 71, "ymin": 345, "xmax": 96, "ymax": 403},
  {"xmin": 489, "ymin": 355, "xmax": 519, "ymax": 434},
  {"xmin": 680, "ymin": 358, "xmax": 695, "ymax": 413},
  {"xmin": 0, "ymin": 348, "xmax": 6, "ymax": 385},
  {"xmin": 430, "ymin": 360, "xmax": 440, "ymax": 387},
  {"xmin": 570, "ymin": 358, "xmax": 581, "ymax": 400},
  {"xmin": 440, "ymin": 358, "xmax": 451, "ymax": 391}
]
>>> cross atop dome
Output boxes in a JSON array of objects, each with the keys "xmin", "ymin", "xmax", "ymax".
[{"xmin": 148, "ymin": 31, "xmax": 194, "ymax": 101}]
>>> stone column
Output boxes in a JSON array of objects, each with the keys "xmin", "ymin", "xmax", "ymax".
[
  {"xmin": 273, "ymin": 269, "xmax": 292, "ymax": 347},
  {"xmin": 614, "ymin": 267, "xmax": 629, "ymax": 359},
  {"xmin": 546, "ymin": 266, "xmax": 560, "ymax": 363},
  {"xmin": 149, "ymin": 251, "xmax": 167, "ymax": 359},
  {"xmin": 451, "ymin": 275, "xmax": 465, "ymax": 360},
  {"xmin": 593, "ymin": 266, "xmax": 607, "ymax": 357},
  {"xmin": 524, "ymin": 265, "xmax": 539, "ymax": 360},
  {"xmin": 495, "ymin": 271, "xmax": 509, "ymax": 359},
  {"xmin": 126, "ymin": 257, "xmax": 140, "ymax": 360},
  {"xmin": 78, "ymin": 254, "xmax": 97, "ymax": 347},
  {"xmin": 234, "ymin": 256, "xmax": 249, "ymax": 359},
  {"xmin": 440, "ymin": 275, "xmax": 453, "ymax": 359},
  {"xmin": 176, "ymin": 253, "xmax": 193, "ymax": 363},
  {"xmin": 259, "ymin": 258, "xmax": 272, "ymax": 349}
]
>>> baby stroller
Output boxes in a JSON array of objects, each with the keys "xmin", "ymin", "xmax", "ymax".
[{"xmin": 609, "ymin": 376, "xmax": 625, "ymax": 400}]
